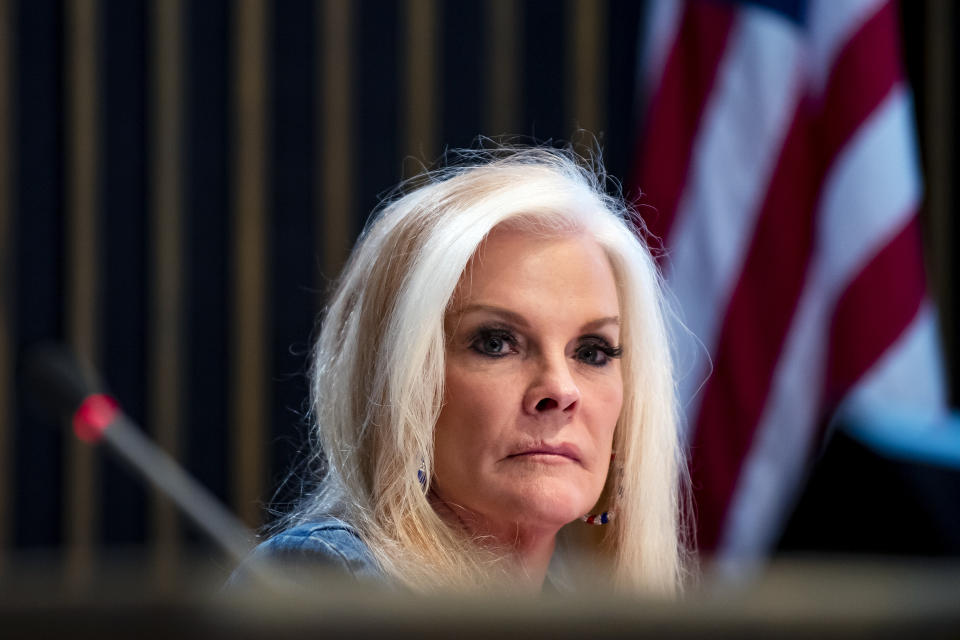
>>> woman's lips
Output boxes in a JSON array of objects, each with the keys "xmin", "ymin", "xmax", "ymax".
[{"xmin": 507, "ymin": 443, "xmax": 582, "ymax": 463}]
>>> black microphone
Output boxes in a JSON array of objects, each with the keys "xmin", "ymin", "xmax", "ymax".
[{"xmin": 25, "ymin": 344, "xmax": 256, "ymax": 566}]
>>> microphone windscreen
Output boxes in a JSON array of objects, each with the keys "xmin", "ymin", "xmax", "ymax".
[{"xmin": 23, "ymin": 343, "xmax": 104, "ymax": 424}]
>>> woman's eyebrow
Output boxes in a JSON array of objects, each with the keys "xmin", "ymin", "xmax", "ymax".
[
  {"xmin": 580, "ymin": 316, "xmax": 620, "ymax": 332},
  {"xmin": 452, "ymin": 304, "xmax": 530, "ymax": 328},
  {"xmin": 452, "ymin": 306, "xmax": 619, "ymax": 334}
]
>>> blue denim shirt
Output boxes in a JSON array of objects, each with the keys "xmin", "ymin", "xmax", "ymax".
[
  {"xmin": 229, "ymin": 517, "xmax": 383, "ymax": 588},
  {"xmin": 232, "ymin": 517, "xmax": 569, "ymax": 592}
]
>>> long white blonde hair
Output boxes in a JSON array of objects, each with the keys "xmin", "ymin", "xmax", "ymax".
[{"xmin": 289, "ymin": 147, "xmax": 693, "ymax": 595}]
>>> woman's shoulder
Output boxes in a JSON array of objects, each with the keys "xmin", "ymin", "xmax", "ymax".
[
  {"xmin": 229, "ymin": 516, "xmax": 383, "ymax": 587},
  {"xmin": 260, "ymin": 517, "xmax": 367, "ymax": 557}
]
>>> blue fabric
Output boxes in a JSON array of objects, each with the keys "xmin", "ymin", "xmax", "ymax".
[
  {"xmin": 843, "ymin": 408, "xmax": 960, "ymax": 471},
  {"xmin": 228, "ymin": 517, "xmax": 384, "ymax": 588},
  {"xmin": 739, "ymin": 0, "xmax": 806, "ymax": 25},
  {"xmin": 232, "ymin": 518, "xmax": 575, "ymax": 593}
]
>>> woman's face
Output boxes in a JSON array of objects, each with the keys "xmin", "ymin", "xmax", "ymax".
[{"xmin": 433, "ymin": 226, "xmax": 623, "ymax": 536}]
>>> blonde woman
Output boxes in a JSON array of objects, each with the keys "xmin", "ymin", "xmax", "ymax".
[{"xmin": 242, "ymin": 147, "xmax": 693, "ymax": 596}]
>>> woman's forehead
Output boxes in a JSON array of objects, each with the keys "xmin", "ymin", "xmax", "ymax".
[{"xmin": 448, "ymin": 228, "xmax": 620, "ymax": 320}]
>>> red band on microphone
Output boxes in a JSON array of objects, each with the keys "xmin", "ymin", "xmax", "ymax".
[{"xmin": 72, "ymin": 393, "xmax": 120, "ymax": 443}]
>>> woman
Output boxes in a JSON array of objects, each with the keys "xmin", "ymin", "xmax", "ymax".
[{"xmin": 247, "ymin": 147, "xmax": 692, "ymax": 596}]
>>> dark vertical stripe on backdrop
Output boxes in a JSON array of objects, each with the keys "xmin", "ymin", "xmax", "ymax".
[
  {"xmin": 953, "ymin": 2, "xmax": 960, "ymax": 405},
  {"xmin": 269, "ymin": 0, "xmax": 316, "ymax": 514},
  {"xmin": 150, "ymin": 0, "xmax": 184, "ymax": 577},
  {"xmin": 184, "ymin": 0, "xmax": 230, "ymax": 517},
  {"xmin": 485, "ymin": 0, "xmax": 520, "ymax": 138},
  {"xmin": 100, "ymin": 0, "xmax": 148, "ymax": 548},
  {"xmin": 441, "ymin": 0, "xmax": 483, "ymax": 148},
  {"xmin": 0, "ymin": 0, "xmax": 13, "ymax": 572},
  {"xmin": 521, "ymin": 0, "xmax": 565, "ymax": 141},
  {"xmin": 604, "ymin": 0, "xmax": 643, "ymax": 187},
  {"xmin": 231, "ymin": 0, "xmax": 269, "ymax": 528},
  {"xmin": 355, "ymin": 0, "xmax": 401, "ymax": 234},
  {"xmin": 64, "ymin": 0, "xmax": 100, "ymax": 584},
  {"xmin": 404, "ymin": 0, "xmax": 438, "ymax": 173},
  {"xmin": 319, "ymin": 0, "xmax": 352, "ymax": 284},
  {"xmin": 14, "ymin": 0, "xmax": 63, "ymax": 550},
  {"xmin": 567, "ymin": 0, "xmax": 606, "ymax": 152}
]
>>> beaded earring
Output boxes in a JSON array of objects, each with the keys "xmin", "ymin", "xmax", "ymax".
[
  {"xmin": 580, "ymin": 511, "xmax": 613, "ymax": 525},
  {"xmin": 580, "ymin": 452, "xmax": 620, "ymax": 526}
]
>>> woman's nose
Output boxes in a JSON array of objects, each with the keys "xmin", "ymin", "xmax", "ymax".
[{"xmin": 523, "ymin": 355, "xmax": 580, "ymax": 415}]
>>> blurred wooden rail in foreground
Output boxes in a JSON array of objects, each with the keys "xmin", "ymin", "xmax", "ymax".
[{"xmin": 0, "ymin": 557, "xmax": 959, "ymax": 638}]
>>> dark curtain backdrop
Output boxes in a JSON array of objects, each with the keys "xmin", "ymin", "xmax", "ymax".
[{"xmin": 0, "ymin": 0, "xmax": 955, "ymax": 581}]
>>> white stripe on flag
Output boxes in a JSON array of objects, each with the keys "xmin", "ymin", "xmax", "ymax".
[
  {"xmin": 717, "ymin": 87, "xmax": 927, "ymax": 564},
  {"xmin": 666, "ymin": 9, "xmax": 804, "ymax": 434},
  {"xmin": 818, "ymin": 86, "xmax": 922, "ymax": 278}
]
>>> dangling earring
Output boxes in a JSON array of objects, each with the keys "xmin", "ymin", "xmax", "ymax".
[
  {"xmin": 580, "ymin": 452, "xmax": 620, "ymax": 526},
  {"xmin": 417, "ymin": 458, "xmax": 427, "ymax": 487}
]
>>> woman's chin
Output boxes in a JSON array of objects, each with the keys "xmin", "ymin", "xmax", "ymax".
[
  {"xmin": 494, "ymin": 484, "xmax": 599, "ymax": 531},
  {"xmin": 434, "ymin": 473, "xmax": 604, "ymax": 536}
]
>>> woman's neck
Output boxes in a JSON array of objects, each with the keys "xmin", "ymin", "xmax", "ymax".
[
  {"xmin": 430, "ymin": 490, "xmax": 560, "ymax": 591},
  {"xmin": 511, "ymin": 531, "xmax": 557, "ymax": 590}
]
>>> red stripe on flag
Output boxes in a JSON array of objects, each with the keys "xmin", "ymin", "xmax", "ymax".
[
  {"xmin": 818, "ymin": 1, "xmax": 903, "ymax": 158},
  {"xmin": 824, "ymin": 216, "xmax": 926, "ymax": 408},
  {"xmin": 630, "ymin": 1, "xmax": 734, "ymax": 248},
  {"xmin": 690, "ymin": 106, "xmax": 818, "ymax": 552},
  {"xmin": 689, "ymin": 2, "xmax": 905, "ymax": 552}
]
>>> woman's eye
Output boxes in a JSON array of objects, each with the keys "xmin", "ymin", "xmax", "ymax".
[
  {"xmin": 577, "ymin": 345, "xmax": 605, "ymax": 365},
  {"xmin": 576, "ymin": 339, "xmax": 622, "ymax": 367},
  {"xmin": 470, "ymin": 330, "xmax": 515, "ymax": 357}
]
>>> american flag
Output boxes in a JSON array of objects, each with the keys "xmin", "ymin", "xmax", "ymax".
[{"xmin": 631, "ymin": 0, "xmax": 947, "ymax": 568}]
